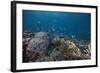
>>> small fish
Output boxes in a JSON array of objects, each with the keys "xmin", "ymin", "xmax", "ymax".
[
  {"xmin": 51, "ymin": 27, "xmax": 55, "ymax": 31},
  {"xmin": 71, "ymin": 35, "xmax": 75, "ymax": 38}
]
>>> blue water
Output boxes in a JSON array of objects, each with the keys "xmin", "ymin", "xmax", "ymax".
[{"xmin": 23, "ymin": 10, "xmax": 91, "ymax": 40}]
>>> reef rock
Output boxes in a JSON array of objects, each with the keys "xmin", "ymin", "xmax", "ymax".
[
  {"xmin": 36, "ymin": 56, "xmax": 54, "ymax": 62},
  {"xmin": 81, "ymin": 44, "xmax": 91, "ymax": 59},
  {"xmin": 50, "ymin": 48, "xmax": 65, "ymax": 61},
  {"xmin": 51, "ymin": 36, "xmax": 61, "ymax": 46},
  {"xmin": 63, "ymin": 40, "xmax": 81, "ymax": 60},
  {"xmin": 27, "ymin": 32, "xmax": 50, "ymax": 54}
]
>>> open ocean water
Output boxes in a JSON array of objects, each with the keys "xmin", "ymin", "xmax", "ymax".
[{"xmin": 23, "ymin": 10, "xmax": 91, "ymax": 41}]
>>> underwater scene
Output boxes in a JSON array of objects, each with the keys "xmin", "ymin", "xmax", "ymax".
[{"xmin": 22, "ymin": 10, "xmax": 91, "ymax": 62}]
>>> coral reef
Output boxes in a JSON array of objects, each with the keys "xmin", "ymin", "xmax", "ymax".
[{"xmin": 23, "ymin": 32, "xmax": 91, "ymax": 62}]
